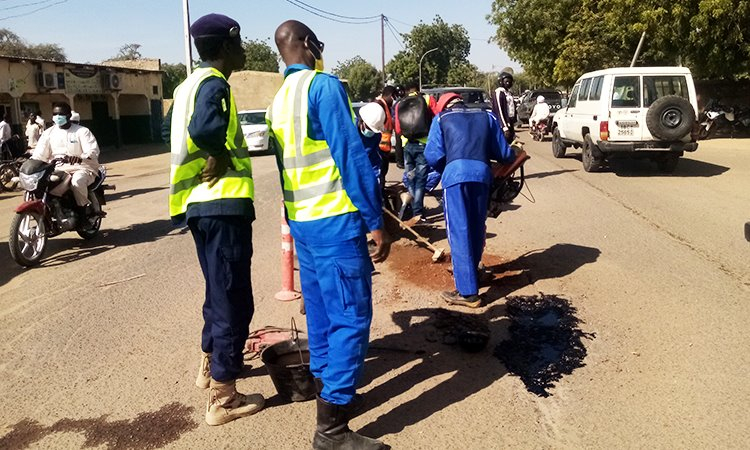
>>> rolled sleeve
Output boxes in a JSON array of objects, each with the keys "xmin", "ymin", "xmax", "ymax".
[{"xmin": 309, "ymin": 74, "xmax": 383, "ymax": 232}]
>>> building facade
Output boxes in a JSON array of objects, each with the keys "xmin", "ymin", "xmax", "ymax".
[{"xmin": 0, "ymin": 56, "xmax": 163, "ymax": 148}]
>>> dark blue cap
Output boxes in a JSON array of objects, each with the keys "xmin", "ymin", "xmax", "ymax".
[{"xmin": 190, "ymin": 13, "xmax": 240, "ymax": 38}]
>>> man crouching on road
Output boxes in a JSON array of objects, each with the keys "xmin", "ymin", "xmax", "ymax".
[
  {"xmin": 167, "ymin": 13, "xmax": 263, "ymax": 425},
  {"xmin": 267, "ymin": 20, "xmax": 390, "ymax": 450},
  {"xmin": 425, "ymin": 93, "xmax": 514, "ymax": 308}
]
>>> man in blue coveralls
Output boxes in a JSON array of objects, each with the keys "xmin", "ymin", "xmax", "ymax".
[
  {"xmin": 267, "ymin": 20, "xmax": 390, "ymax": 450},
  {"xmin": 425, "ymin": 93, "xmax": 514, "ymax": 308},
  {"xmin": 166, "ymin": 14, "xmax": 264, "ymax": 425}
]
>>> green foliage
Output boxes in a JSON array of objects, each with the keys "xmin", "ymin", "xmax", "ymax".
[
  {"xmin": 0, "ymin": 28, "xmax": 66, "ymax": 61},
  {"xmin": 332, "ymin": 56, "xmax": 382, "ymax": 101},
  {"xmin": 109, "ymin": 43, "xmax": 143, "ymax": 61},
  {"xmin": 162, "ymin": 63, "xmax": 187, "ymax": 99},
  {"xmin": 386, "ymin": 16, "xmax": 473, "ymax": 88},
  {"xmin": 242, "ymin": 38, "xmax": 279, "ymax": 73},
  {"xmin": 488, "ymin": 0, "xmax": 750, "ymax": 84}
]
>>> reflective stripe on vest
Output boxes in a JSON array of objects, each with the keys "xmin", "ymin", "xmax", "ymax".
[
  {"xmin": 267, "ymin": 69, "xmax": 357, "ymax": 222},
  {"xmin": 169, "ymin": 67, "xmax": 254, "ymax": 218}
]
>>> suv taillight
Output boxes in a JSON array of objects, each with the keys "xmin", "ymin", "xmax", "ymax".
[{"xmin": 600, "ymin": 121, "xmax": 609, "ymax": 141}]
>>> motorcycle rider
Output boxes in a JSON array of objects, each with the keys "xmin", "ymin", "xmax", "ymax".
[
  {"xmin": 529, "ymin": 95, "xmax": 550, "ymax": 133},
  {"xmin": 31, "ymin": 102, "xmax": 100, "ymax": 216}
]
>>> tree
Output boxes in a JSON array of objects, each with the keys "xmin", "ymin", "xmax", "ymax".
[
  {"xmin": 386, "ymin": 16, "xmax": 473, "ymax": 88},
  {"xmin": 0, "ymin": 28, "xmax": 66, "ymax": 61},
  {"xmin": 162, "ymin": 62, "xmax": 187, "ymax": 99},
  {"xmin": 332, "ymin": 56, "xmax": 382, "ymax": 101},
  {"xmin": 242, "ymin": 39, "xmax": 279, "ymax": 72},
  {"xmin": 109, "ymin": 43, "xmax": 143, "ymax": 61}
]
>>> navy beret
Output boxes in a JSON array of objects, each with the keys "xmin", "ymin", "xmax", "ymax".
[{"xmin": 190, "ymin": 13, "xmax": 240, "ymax": 38}]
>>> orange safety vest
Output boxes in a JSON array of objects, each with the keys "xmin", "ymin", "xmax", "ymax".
[{"xmin": 376, "ymin": 97, "xmax": 393, "ymax": 153}]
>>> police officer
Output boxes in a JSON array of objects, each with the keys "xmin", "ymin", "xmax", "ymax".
[
  {"xmin": 425, "ymin": 93, "xmax": 514, "ymax": 308},
  {"xmin": 492, "ymin": 72, "xmax": 517, "ymax": 142},
  {"xmin": 166, "ymin": 13, "xmax": 264, "ymax": 426},
  {"xmin": 268, "ymin": 20, "xmax": 390, "ymax": 450}
]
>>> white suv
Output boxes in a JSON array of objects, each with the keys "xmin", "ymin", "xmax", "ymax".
[{"xmin": 551, "ymin": 67, "xmax": 699, "ymax": 173}]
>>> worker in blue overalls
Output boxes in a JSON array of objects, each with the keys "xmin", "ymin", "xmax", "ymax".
[
  {"xmin": 425, "ymin": 93, "xmax": 514, "ymax": 308},
  {"xmin": 267, "ymin": 20, "xmax": 390, "ymax": 450}
]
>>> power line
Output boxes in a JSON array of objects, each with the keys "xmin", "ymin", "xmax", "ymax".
[
  {"xmin": 1, "ymin": 0, "xmax": 53, "ymax": 11},
  {"xmin": 383, "ymin": 18, "xmax": 404, "ymax": 49},
  {"xmin": 0, "ymin": 0, "xmax": 66, "ymax": 21},
  {"xmin": 385, "ymin": 16, "xmax": 414, "ymax": 28},
  {"xmin": 291, "ymin": 0, "xmax": 380, "ymax": 21},
  {"xmin": 284, "ymin": 0, "xmax": 379, "ymax": 24}
]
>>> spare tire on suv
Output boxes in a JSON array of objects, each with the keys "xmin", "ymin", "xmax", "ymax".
[{"xmin": 646, "ymin": 95, "xmax": 695, "ymax": 141}]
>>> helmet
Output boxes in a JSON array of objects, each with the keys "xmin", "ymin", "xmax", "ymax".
[
  {"xmin": 536, "ymin": 95, "xmax": 545, "ymax": 103},
  {"xmin": 436, "ymin": 92, "xmax": 462, "ymax": 113},
  {"xmin": 499, "ymin": 71, "xmax": 514, "ymax": 81},
  {"xmin": 70, "ymin": 111, "xmax": 80, "ymax": 122},
  {"xmin": 358, "ymin": 102, "xmax": 385, "ymax": 133}
]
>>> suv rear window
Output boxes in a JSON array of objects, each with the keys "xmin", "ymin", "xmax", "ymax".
[
  {"xmin": 611, "ymin": 76, "xmax": 641, "ymax": 108},
  {"xmin": 643, "ymin": 76, "xmax": 689, "ymax": 107}
]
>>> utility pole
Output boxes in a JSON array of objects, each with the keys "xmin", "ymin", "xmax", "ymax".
[
  {"xmin": 381, "ymin": 14, "xmax": 386, "ymax": 84},
  {"xmin": 630, "ymin": 31, "xmax": 646, "ymax": 67},
  {"xmin": 182, "ymin": 0, "xmax": 193, "ymax": 76}
]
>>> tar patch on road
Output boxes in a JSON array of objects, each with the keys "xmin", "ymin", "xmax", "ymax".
[
  {"xmin": 494, "ymin": 294, "xmax": 594, "ymax": 397},
  {"xmin": 0, "ymin": 402, "xmax": 197, "ymax": 449}
]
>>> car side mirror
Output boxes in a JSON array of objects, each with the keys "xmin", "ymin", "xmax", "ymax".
[{"xmin": 561, "ymin": 98, "xmax": 569, "ymax": 108}]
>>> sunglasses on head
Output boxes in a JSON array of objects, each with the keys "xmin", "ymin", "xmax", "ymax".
[{"xmin": 303, "ymin": 35, "xmax": 324, "ymax": 54}]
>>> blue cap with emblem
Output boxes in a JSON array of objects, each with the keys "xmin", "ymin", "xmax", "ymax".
[{"xmin": 190, "ymin": 13, "xmax": 241, "ymax": 39}]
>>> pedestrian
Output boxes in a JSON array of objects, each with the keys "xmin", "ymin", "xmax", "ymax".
[
  {"xmin": 425, "ymin": 93, "xmax": 514, "ymax": 308},
  {"xmin": 374, "ymin": 85, "xmax": 396, "ymax": 186},
  {"xmin": 30, "ymin": 103, "xmax": 100, "ymax": 216},
  {"xmin": 0, "ymin": 112, "xmax": 12, "ymax": 155},
  {"xmin": 166, "ymin": 13, "xmax": 264, "ymax": 426},
  {"xmin": 70, "ymin": 111, "xmax": 81, "ymax": 125},
  {"xmin": 395, "ymin": 82, "xmax": 435, "ymax": 225},
  {"xmin": 25, "ymin": 112, "xmax": 43, "ymax": 150},
  {"xmin": 357, "ymin": 102, "xmax": 386, "ymax": 192},
  {"xmin": 492, "ymin": 72, "xmax": 517, "ymax": 142},
  {"xmin": 268, "ymin": 19, "xmax": 390, "ymax": 450}
]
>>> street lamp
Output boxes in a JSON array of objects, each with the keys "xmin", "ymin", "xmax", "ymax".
[{"xmin": 418, "ymin": 47, "xmax": 438, "ymax": 91}]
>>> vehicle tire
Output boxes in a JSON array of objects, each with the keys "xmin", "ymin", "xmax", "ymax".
[
  {"xmin": 9, "ymin": 211, "xmax": 47, "ymax": 267},
  {"xmin": 657, "ymin": 154, "xmax": 680, "ymax": 173},
  {"xmin": 581, "ymin": 134, "xmax": 604, "ymax": 172},
  {"xmin": 646, "ymin": 95, "xmax": 695, "ymax": 141},
  {"xmin": 500, "ymin": 164, "xmax": 525, "ymax": 203},
  {"xmin": 552, "ymin": 128, "xmax": 567, "ymax": 158},
  {"xmin": 77, "ymin": 191, "xmax": 102, "ymax": 240},
  {"xmin": 0, "ymin": 162, "xmax": 18, "ymax": 191}
]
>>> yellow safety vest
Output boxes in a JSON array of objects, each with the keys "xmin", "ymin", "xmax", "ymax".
[
  {"xmin": 169, "ymin": 67, "xmax": 254, "ymax": 218},
  {"xmin": 267, "ymin": 69, "xmax": 357, "ymax": 222}
]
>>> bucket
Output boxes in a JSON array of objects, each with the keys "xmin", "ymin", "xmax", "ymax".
[{"xmin": 261, "ymin": 320, "xmax": 316, "ymax": 402}]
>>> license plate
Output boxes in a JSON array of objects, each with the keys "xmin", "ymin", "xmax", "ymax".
[{"xmin": 618, "ymin": 128, "xmax": 635, "ymax": 136}]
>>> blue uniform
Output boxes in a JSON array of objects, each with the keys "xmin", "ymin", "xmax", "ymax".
[
  {"xmin": 425, "ymin": 105, "xmax": 512, "ymax": 296},
  {"xmin": 163, "ymin": 66, "xmax": 255, "ymax": 382},
  {"xmin": 281, "ymin": 65, "xmax": 382, "ymax": 405}
]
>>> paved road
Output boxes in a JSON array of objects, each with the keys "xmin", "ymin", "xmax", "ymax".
[{"xmin": 0, "ymin": 135, "xmax": 747, "ymax": 449}]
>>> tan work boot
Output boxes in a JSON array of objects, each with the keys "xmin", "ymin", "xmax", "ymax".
[
  {"xmin": 205, "ymin": 379, "xmax": 265, "ymax": 426},
  {"xmin": 196, "ymin": 352, "xmax": 211, "ymax": 389}
]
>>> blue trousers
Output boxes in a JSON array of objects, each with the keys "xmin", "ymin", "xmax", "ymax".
[
  {"xmin": 404, "ymin": 142, "xmax": 428, "ymax": 217},
  {"xmin": 188, "ymin": 216, "xmax": 254, "ymax": 382},
  {"xmin": 444, "ymin": 182, "xmax": 489, "ymax": 296},
  {"xmin": 295, "ymin": 234, "xmax": 374, "ymax": 405}
]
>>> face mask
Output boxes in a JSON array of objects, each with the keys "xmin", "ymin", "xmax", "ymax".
[
  {"xmin": 314, "ymin": 56, "xmax": 324, "ymax": 72},
  {"xmin": 361, "ymin": 128, "xmax": 375, "ymax": 138},
  {"xmin": 53, "ymin": 114, "xmax": 68, "ymax": 126}
]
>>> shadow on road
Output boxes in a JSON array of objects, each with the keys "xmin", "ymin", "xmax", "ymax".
[
  {"xmin": 107, "ymin": 186, "xmax": 168, "ymax": 202},
  {"xmin": 0, "ymin": 402, "xmax": 197, "ymax": 449},
  {"xmin": 0, "ymin": 219, "xmax": 182, "ymax": 287},
  {"xmin": 355, "ymin": 305, "xmax": 508, "ymax": 438},
  {"xmin": 610, "ymin": 157, "xmax": 730, "ymax": 178},
  {"xmin": 100, "ymin": 144, "xmax": 168, "ymax": 164},
  {"xmin": 525, "ymin": 168, "xmax": 578, "ymax": 179},
  {"xmin": 483, "ymin": 243, "xmax": 601, "ymax": 304}
]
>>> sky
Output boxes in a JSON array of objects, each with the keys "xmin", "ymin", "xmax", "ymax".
[{"xmin": 0, "ymin": 0, "xmax": 519, "ymax": 74}]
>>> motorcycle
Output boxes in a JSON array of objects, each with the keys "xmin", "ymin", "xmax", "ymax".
[
  {"xmin": 8, "ymin": 156, "xmax": 114, "ymax": 267},
  {"xmin": 697, "ymin": 99, "xmax": 733, "ymax": 140},
  {"xmin": 530, "ymin": 118, "xmax": 549, "ymax": 141}
]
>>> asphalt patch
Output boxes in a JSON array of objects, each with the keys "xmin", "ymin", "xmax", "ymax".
[{"xmin": 494, "ymin": 294, "xmax": 594, "ymax": 397}]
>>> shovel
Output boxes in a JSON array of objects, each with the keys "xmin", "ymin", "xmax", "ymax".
[{"xmin": 382, "ymin": 207, "xmax": 446, "ymax": 263}]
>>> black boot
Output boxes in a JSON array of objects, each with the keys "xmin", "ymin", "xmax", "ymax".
[
  {"xmin": 314, "ymin": 378, "xmax": 365, "ymax": 419},
  {"xmin": 312, "ymin": 396, "xmax": 386, "ymax": 450}
]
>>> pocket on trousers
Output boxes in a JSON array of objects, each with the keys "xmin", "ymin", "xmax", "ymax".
[
  {"xmin": 220, "ymin": 246, "xmax": 250, "ymax": 291},
  {"xmin": 333, "ymin": 257, "xmax": 372, "ymax": 317}
]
